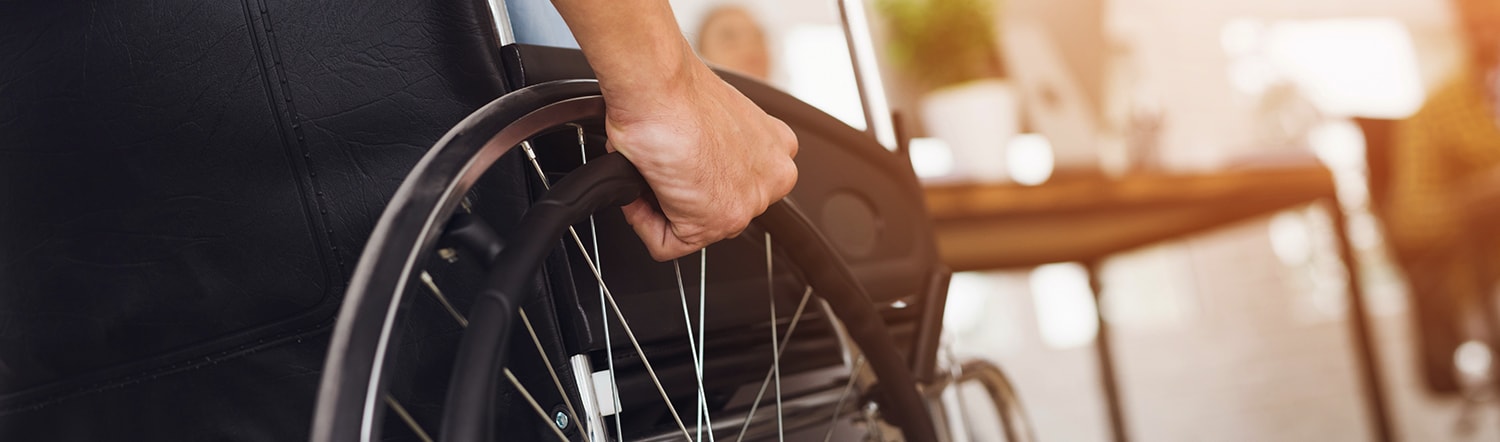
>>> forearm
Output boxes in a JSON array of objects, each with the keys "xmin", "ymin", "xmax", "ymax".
[
  {"xmin": 548, "ymin": 0, "xmax": 798, "ymax": 260},
  {"xmin": 550, "ymin": 0, "xmax": 700, "ymax": 103}
]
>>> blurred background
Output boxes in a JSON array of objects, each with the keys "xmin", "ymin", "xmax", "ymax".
[{"xmin": 669, "ymin": 0, "xmax": 1500, "ymax": 440}]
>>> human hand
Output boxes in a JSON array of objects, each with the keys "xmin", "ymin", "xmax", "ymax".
[{"xmin": 602, "ymin": 60, "xmax": 798, "ymax": 261}]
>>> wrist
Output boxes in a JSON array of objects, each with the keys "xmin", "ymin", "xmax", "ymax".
[
  {"xmin": 550, "ymin": 0, "xmax": 711, "ymax": 110},
  {"xmin": 596, "ymin": 39, "xmax": 704, "ymax": 103}
]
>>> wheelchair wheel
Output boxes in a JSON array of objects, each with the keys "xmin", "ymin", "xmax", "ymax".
[{"xmin": 311, "ymin": 79, "xmax": 941, "ymax": 442}]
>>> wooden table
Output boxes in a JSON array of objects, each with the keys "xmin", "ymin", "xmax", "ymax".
[
  {"xmin": 925, "ymin": 167, "xmax": 1340, "ymax": 271},
  {"xmin": 922, "ymin": 165, "xmax": 1394, "ymax": 442}
]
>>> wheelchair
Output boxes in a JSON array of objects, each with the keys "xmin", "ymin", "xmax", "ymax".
[{"xmin": 0, "ymin": 1, "xmax": 1029, "ymax": 440}]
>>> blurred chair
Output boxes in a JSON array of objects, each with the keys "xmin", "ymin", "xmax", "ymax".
[{"xmin": 1356, "ymin": 117, "xmax": 1500, "ymax": 396}]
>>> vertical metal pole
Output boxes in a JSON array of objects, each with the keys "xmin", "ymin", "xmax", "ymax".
[
  {"xmin": 1326, "ymin": 201, "xmax": 1395, "ymax": 442},
  {"xmin": 837, "ymin": 0, "xmax": 900, "ymax": 150},
  {"xmin": 569, "ymin": 355, "xmax": 612, "ymax": 442},
  {"xmin": 1084, "ymin": 261, "xmax": 1129, "ymax": 442},
  {"xmin": 483, "ymin": 0, "xmax": 517, "ymax": 46},
  {"xmin": 911, "ymin": 269, "xmax": 953, "ymax": 384}
]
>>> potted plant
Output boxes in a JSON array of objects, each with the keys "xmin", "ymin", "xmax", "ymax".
[{"xmin": 879, "ymin": 0, "xmax": 1017, "ymax": 181}]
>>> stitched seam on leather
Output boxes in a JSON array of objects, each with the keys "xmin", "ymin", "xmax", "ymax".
[
  {"xmin": 0, "ymin": 0, "xmax": 348, "ymax": 414},
  {"xmin": 0, "ymin": 320, "xmax": 334, "ymax": 416},
  {"xmin": 252, "ymin": 0, "xmax": 347, "ymax": 278}
]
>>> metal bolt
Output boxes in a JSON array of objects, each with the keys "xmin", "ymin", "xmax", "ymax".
[
  {"xmin": 553, "ymin": 410, "xmax": 569, "ymax": 430},
  {"xmin": 438, "ymin": 248, "xmax": 458, "ymax": 263}
]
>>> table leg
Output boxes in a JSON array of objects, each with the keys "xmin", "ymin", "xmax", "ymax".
[
  {"xmin": 1085, "ymin": 261, "xmax": 1129, "ymax": 442},
  {"xmin": 1327, "ymin": 202, "xmax": 1395, "ymax": 442}
]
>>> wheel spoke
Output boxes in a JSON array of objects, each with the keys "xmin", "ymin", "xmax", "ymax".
[
  {"xmin": 733, "ymin": 286, "xmax": 814, "ymax": 442},
  {"xmin": 525, "ymin": 137, "xmax": 622, "ymax": 440},
  {"xmin": 420, "ymin": 270, "xmax": 588, "ymax": 442},
  {"xmin": 573, "ymin": 234, "xmax": 694, "ymax": 440},
  {"xmin": 523, "ymin": 138, "xmax": 694, "ymax": 441},
  {"xmin": 521, "ymin": 141, "xmax": 549, "ymax": 185},
  {"xmin": 506, "ymin": 368, "xmax": 571, "ymax": 442},
  {"xmin": 676, "ymin": 259, "xmax": 714, "ymax": 441},
  {"xmin": 519, "ymin": 308, "xmax": 590, "ymax": 442},
  {"xmin": 575, "ymin": 127, "xmax": 624, "ymax": 442},
  {"xmin": 766, "ymin": 234, "xmax": 784, "ymax": 441},
  {"xmin": 699, "ymin": 249, "xmax": 713, "ymax": 442},
  {"xmin": 815, "ymin": 299, "xmax": 857, "ymax": 371},
  {"xmin": 822, "ymin": 356, "xmax": 870, "ymax": 442},
  {"xmin": 419, "ymin": 271, "xmax": 468, "ymax": 328},
  {"xmin": 384, "ymin": 394, "xmax": 434, "ymax": 442}
]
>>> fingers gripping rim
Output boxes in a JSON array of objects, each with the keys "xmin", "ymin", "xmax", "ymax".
[{"xmin": 312, "ymin": 80, "xmax": 608, "ymax": 442}]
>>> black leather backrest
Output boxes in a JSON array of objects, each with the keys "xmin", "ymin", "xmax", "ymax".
[{"xmin": 0, "ymin": 0, "xmax": 509, "ymax": 403}]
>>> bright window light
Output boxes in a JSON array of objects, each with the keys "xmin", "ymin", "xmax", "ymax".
[
  {"xmin": 1006, "ymin": 134, "xmax": 1055, "ymax": 186},
  {"xmin": 909, "ymin": 137, "xmax": 956, "ymax": 179},
  {"xmin": 944, "ymin": 272, "xmax": 993, "ymax": 334},
  {"xmin": 783, "ymin": 25, "xmax": 866, "ymax": 130},
  {"xmin": 1220, "ymin": 18, "xmax": 1266, "ymax": 57},
  {"xmin": 1227, "ymin": 58, "xmax": 1280, "ymax": 96},
  {"xmin": 1307, "ymin": 119, "xmax": 1367, "ymax": 171},
  {"xmin": 1097, "ymin": 245, "xmax": 1197, "ymax": 330},
  {"xmin": 1268, "ymin": 211, "xmax": 1313, "ymax": 266},
  {"xmin": 1456, "ymin": 340, "xmax": 1494, "ymax": 380},
  {"xmin": 1262, "ymin": 18, "xmax": 1425, "ymax": 119},
  {"xmin": 1029, "ymin": 263, "xmax": 1099, "ymax": 349}
]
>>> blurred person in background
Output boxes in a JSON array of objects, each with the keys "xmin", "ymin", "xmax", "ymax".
[
  {"xmin": 1387, "ymin": 0, "xmax": 1500, "ymax": 394},
  {"xmin": 694, "ymin": 5, "xmax": 772, "ymax": 81}
]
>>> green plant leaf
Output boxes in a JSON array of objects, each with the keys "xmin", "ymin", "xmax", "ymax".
[{"xmin": 877, "ymin": 0, "xmax": 1004, "ymax": 91}]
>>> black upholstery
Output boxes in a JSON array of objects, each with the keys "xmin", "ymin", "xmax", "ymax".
[
  {"xmin": 0, "ymin": 0, "xmax": 512, "ymax": 438},
  {"xmin": 0, "ymin": 1, "xmax": 949, "ymax": 439}
]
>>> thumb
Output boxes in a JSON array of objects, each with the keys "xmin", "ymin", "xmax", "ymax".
[{"xmin": 620, "ymin": 198, "xmax": 698, "ymax": 261}]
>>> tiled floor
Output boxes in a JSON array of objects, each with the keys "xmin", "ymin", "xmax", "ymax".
[{"xmin": 947, "ymin": 214, "xmax": 1500, "ymax": 441}]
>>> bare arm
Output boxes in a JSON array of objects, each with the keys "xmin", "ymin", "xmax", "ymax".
[
  {"xmin": 550, "ymin": 0, "xmax": 695, "ymax": 107},
  {"xmin": 552, "ymin": 0, "xmax": 799, "ymax": 260}
]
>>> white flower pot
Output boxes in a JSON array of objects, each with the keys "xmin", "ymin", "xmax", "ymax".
[{"xmin": 919, "ymin": 79, "xmax": 1021, "ymax": 182}]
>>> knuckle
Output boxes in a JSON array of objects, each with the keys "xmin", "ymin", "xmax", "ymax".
[
  {"xmin": 724, "ymin": 214, "xmax": 751, "ymax": 236},
  {"xmin": 778, "ymin": 122, "xmax": 799, "ymax": 157},
  {"xmin": 736, "ymin": 205, "xmax": 758, "ymax": 230},
  {"xmin": 777, "ymin": 161, "xmax": 799, "ymax": 197},
  {"xmin": 730, "ymin": 220, "xmax": 752, "ymax": 239},
  {"xmin": 708, "ymin": 211, "xmax": 749, "ymax": 241}
]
